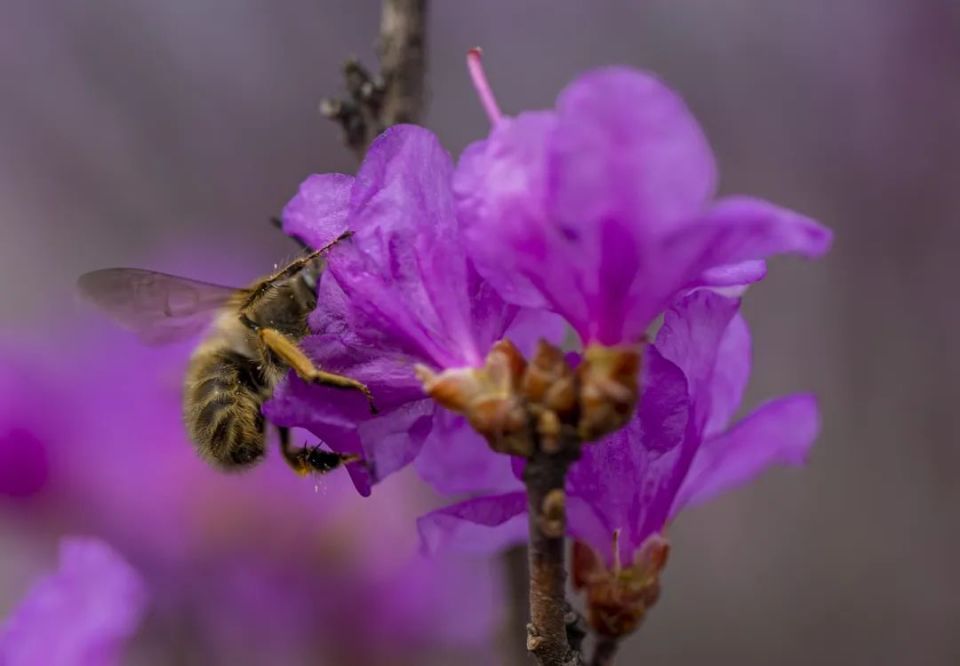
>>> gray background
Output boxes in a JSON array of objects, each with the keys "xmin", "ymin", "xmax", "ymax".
[{"xmin": 2, "ymin": 1, "xmax": 959, "ymax": 664}]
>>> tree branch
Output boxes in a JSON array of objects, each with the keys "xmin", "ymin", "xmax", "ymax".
[
  {"xmin": 322, "ymin": 0, "xmax": 428, "ymax": 157},
  {"xmin": 525, "ymin": 444, "xmax": 583, "ymax": 666},
  {"xmin": 377, "ymin": 0, "xmax": 427, "ymax": 126}
]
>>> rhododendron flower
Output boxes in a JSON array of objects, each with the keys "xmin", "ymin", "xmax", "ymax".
[
  {"xmin": 419, "ymin": 292, "xmax": 820, "ymax": 569},
  {"xmin": 268, "ymin": 125, "xmax": 564, "ymax": 494},
  {"xmin": 270, "ymin": 59, "xmax": 831, "ymax": 501},
  {"xmin": 455, "ymin": 59, "xmax": 833, "ymax": 345},
  {"xmin": 0, "ymin": 538, "xmax": 147, "ymax": 666}
]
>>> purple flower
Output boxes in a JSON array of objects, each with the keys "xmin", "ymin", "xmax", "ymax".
[
  {"xmin": 268, "ymin": 125, "xmax": 564, "ymax": 493},
  {"xmin": 0, "ymin": 354, "xmax": 53, "ymax": 499},
  {"xmin": 419, "ymin": 292, "xmax": 820, "ymax": 567},
  {"xmin": 0, "ymin": 537, "xmax": 147, "ymax": 666},
  {"xmin": 270, "ymin": 60, "xmax": 831, "ymax": 498},
  {"xmin": 455, "ymin": 58, "xmax": 832, "ymax": 345}
]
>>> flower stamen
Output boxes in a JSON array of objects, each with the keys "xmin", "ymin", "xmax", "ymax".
[{"xmin": 467, "ymin": 47, "xmax": 503, "ymax": 124}]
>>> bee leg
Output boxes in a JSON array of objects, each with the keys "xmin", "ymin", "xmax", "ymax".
[
  {"xmin": 278, "ymin": 426, "xmax": 296, "ymax": 468},
  {"xmin": 242, "ymin": 315, "xmax": 378, "ymax": 414},
  {"xmin": 238, "ymin": 230, "xmax": 353, "ymax": 314},
  {"xmin": 278, "ymin": 427, "xmax": 360, "ymax": 476},
  {"xmin": 278, "ymin": 426, "xmax": 309, "ymax": 475}
]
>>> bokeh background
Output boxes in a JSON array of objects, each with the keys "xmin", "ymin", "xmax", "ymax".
[{"xmin": 2, "ymin": 1, "xmax": 959, "ymax": 664}]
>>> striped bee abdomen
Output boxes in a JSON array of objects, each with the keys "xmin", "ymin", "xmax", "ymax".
[{"xmin": 183, "ymin": 349, "xmax": 268, "ymax": 469}]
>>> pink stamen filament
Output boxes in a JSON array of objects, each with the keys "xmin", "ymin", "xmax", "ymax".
[{"xmin": 467, "ymin": 47, "xmax": 503, "ymax": 124}]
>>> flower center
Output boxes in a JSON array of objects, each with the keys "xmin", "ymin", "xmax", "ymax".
[{"xmin": 467, "ymin": 47, "xmax": 502, "ymax": 124}]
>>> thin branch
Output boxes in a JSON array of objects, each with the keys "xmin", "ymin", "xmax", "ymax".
[
  {"xmin": 589, "ymin": 636, "xmax": 620, "ymax": 666},
  {"xmin": 377, "ymin": 0, "xmax": 428, "ymax": 126},
  {"xmin": 322, "ymin": 0, "xmax": 428, "ymax": 157},
  {"xmin": 525, "ymin": 444, "xmax": 583, "ymax": 666}
]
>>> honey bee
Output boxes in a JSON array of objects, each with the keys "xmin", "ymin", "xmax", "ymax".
[{"xmin": 77, "ymin": 231, "xmax": 376, "ymax": 476}]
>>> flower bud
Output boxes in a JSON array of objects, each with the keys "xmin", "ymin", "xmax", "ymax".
[
  {"xmin": 576, "ymin": 344, "xmax": 642, "ymax": 442},
  {"xmin": 416, "ymin": 340, "xmax": 532, "ymax": 455},
  {"xmin": 572, "ymin": 534, "xmax": 669, "ymax": 638}
]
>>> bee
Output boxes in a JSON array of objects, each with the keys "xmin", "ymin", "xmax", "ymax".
[{"xmin": 77, "ymin": 231, "xmax": 376, "ymax": 476}]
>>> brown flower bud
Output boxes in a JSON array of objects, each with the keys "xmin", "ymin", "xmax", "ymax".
[
  {"xmin": 540, "ymin": 488, "xmax": 566, "ymax": 538},
  {"xmin": 523, "ymin": 341, "xmax": 578, "ymax": 416},
  {"xmin": 420, "ymin": 338, "xmax": 644, "ymax": 459},
  {"xmin": 571, "ymin": 534, "xmax": 670, "ymax": 638},
  {"xmin": 416, "ymin": 339, "xmax": 532, "ymax": 455},
  {"xmin": 576, "ymin": 344, "xmax": 642, "ymax": 442},
  {"xmin": 536, "ymin": 409, "xmax": 562, "ymax": 454}
]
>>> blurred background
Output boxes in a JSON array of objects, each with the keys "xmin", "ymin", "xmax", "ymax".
[{"xmin": 1, "ymin": 1, "xmax": 959, "ymax": 664}]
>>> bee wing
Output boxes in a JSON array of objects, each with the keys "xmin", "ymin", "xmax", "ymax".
[{"xmin": 77, "ymin": 268, "xmax": 242, "ymax": 345}]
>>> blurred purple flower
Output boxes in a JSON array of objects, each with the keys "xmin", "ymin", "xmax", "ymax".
[
  {"xmin": 0, "ymin": 256, "xmax": 504, "ymax": 666},
  {"xmin": 419, "ymin": 292, "xmax": 820, "ymax": 566},
  {"xmin": 0, "ymin": 537, "xmax": 147, "ymax": 666},
  {"xmin": 0, "ymin": 356, "xmax": 53, "ymax": 499},
  {"xmin": 268, "ymin": 125, "xmax": 564, "ymax": 493},
  {"xmin": 455, "ymin": 61, "xmax": 833, "ymax": 345}
]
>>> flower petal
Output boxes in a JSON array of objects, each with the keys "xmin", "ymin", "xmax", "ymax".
[
  {"xmin": 660, "ymin": 196, "xmax": 832, "ymax": 290},
  {"xmin": 694, "ymin": 260, "xmax": 767, "ymax": 289},
  {"xmin": 456, "ymin": 68, "xmax": 829, "ymax": 346},
  {"xmin": 0, "ymin": 538, "xmax": 147, "ymax": 666},
  {"xmin": 672, "ymin": 394, "xmax": 821, "ymax": 513},
  {"xmin": 502, "ymin": 307, "xmax": 572, "ymax": 358},
  {"xmin": 414, "ymin": 409, "xmax": 520, "ymax": 495},
  {"xmin": 281, "ymin": 173, "xmax": 353, "ymax": 250},
  {"xmin": 306, "ymin": 273, "xmax": 427, "ymax": 404},
  {"xmin": 565, "ymin": 495, "xmax": 615, "ymax": 562},
  {"xmin": 358, "ymin": 399, "xmax": 436, "ymax": 484},
  {"xmin": 417, "ymin": 493, "xmax": 528, "ymax": 556},
  {"xmin": 616, "ymin": 198, "xmax": 828, "ymax": 336},
  {"xmin": 705, "ymin": 312, "xmax": 751, "ymax": 437},
  {"xmin": 332, "ymin": 124, "xmax": 515, "ymax": 369},
  {"xmin": 455, "ymin": 112, "xmax": 558, "ymax": 310},
  {"xmin": 468, "ymin": 69, "xmax": 715, "ymax": 344},
  {"xmin": 654, "ymin": 291, "xmax": 741, "ymax": 432},
  {"xmin": 547, "ymin": 67, "xmax": 717, "ymax": 237},
  {"xmin": 567, "ymin": 347, "xmax": 690, "ymax": 564}
]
